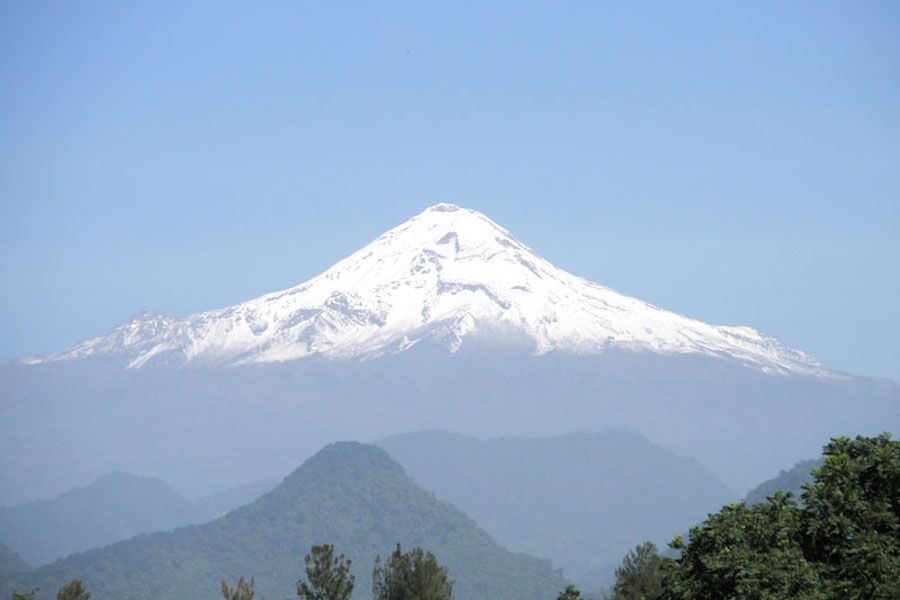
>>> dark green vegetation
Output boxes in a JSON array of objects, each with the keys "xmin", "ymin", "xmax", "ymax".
[
  {"xmin": 379, "ymin": 430, "xmax": 734, "ymax": 585},
  {"xmin": 297, "ymin": 544, "xmax": 354, "ymax": 600},
  {"xmin": 372, "ymin": 545, "xmax": 452, "ymax": 600},
  {"xmin": 0, "ymin": 443, "xmax": 563, "ymax": 600},
  {"xmin": 595, "ymin": 433, "xmax": 900, "ymax": 599},
  {"xmin": 0, "ymin": 545, "xmax": 29, "ymax": 579},
  {"xmin": 0, "ymin": 473, "xmax": 198, "ymax": 566},
  {"xmin": 743, "ymin": 458, "xmax": 821, "ymax": 506},
  {"xmin": 609, "ymin": 543, "xmax": 663, "ymax": 600}
]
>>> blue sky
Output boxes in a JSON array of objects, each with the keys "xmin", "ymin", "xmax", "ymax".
[{"xmin": 1, "ymin": 1, "xmax": 898, "ymax": 380}]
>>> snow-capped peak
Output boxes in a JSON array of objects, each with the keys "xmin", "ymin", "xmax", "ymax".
[{"xmin": 27, "ymin": 204, "xmax": 827, "ymax": 375}]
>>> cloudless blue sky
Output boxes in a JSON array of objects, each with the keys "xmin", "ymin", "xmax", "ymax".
[{"xmin": 1, "ymin": 1, "xmax": 898, "ymax": 380}]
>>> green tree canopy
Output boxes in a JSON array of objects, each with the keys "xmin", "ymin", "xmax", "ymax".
[
  {"xmin": 296, "ymin": 544, "xmax": 354, "ymax": 600},
  {"xmin": 660, "ymin": 433, "xmax": 900, "ymax": 600},
  {"xmin": 372, "ymin": 544, "xmax": 453, "ymax": 600}
]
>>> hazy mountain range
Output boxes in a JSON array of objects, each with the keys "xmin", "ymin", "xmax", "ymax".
[
  {"xmin": 0, "ymin": 473, "xmax": 276, "ymax": 567},
  {"xmin": 0, "ymin": 543, "xmax": 29, "ymax": 580},
  {"xmin": 0, "ymin": 443, "xmax": 565, "ymax": 600},
  {"xmin": 379, "ymin": 430, "xmax": 734, "ymax": 585},
  {"xmin": 1, "ymin": 205, "xmax": 896, "ymax": 505}
]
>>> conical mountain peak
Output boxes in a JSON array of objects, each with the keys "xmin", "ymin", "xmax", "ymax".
[{"xmin": 30, "ymin": 205, "xmax": 827, "ymax": 375}]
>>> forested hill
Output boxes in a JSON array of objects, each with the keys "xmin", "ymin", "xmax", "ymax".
[
  {"xmin": 743, "ymin": 458, "xmax": 822, "ymax": 505},
  {"xmin": 0, "ymin": 443, "xmax": 564, "ymax": 600}
]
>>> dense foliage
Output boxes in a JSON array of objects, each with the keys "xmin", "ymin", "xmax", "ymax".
[
  {"xmin": 0, "ymin": 443, "xmax": 562, "ymax": 600},
  {"xmin": 661, "ymin": 433, "xmax": 899, "ymax": 600},
  {"xmin": 297, "ymin": 545, "xmax": 354, "ymax": 600},
  {"xmin": 372, "ymin": 545, "xmax": 452, "ymax": 600}
]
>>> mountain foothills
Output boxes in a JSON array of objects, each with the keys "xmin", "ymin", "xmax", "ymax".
[
  {"xmin": 0, "ymin": 443, "xmax": 565, "ymax": 600},
  {"xmin": 0, "ymin": 545, "xmax": 28, "ymax": 580},
  {"xmin": 0, "ymin": 474, "xmax": 276, "ymax": 568},
  {"xmin": 0, "ymin": 204, "xmax": 897, "ymax": 503},
  {"xmin": 379, "ymin": 430, "xmax": 734, "ymax": 586}
]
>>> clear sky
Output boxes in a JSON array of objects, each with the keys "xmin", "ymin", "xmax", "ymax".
[{"xmin": 1, "ymin": 1, "xmax": 898, "ymax": 380}]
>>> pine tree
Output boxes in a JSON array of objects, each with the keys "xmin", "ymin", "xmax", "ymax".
[
  {"xmin": 611, "ymin": 542, "xmax": 663, "ymax": 600},
  {"xmin": 220, "ymin": 576, "xmax": 254, "ymax": 600},
  {"xmin": 296, "ymin": 544, "xmax": 354, "ymax": 600},
  {"xmin": 57, "ymin": 579, "xmax": 91, "ymax": 600},
  {"xmin": 372, "ymin": 544, "xmax": 453, "ymax": 600}
]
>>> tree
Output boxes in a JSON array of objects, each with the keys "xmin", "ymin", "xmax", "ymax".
[
  {"xmin": 659, "ymin": 433, "xmax": 900, "ymax": 600},
  {"xmin": 221, "ymin": 576, "xmax": 254, "ymax": 600},
  {"xmin": 801, "ymin": 433, "xmax": 900, "ymax": 599},
  {"xmin": 296, "ymin": 544, "xmax": 354, "ymax": 600},
  {"xmin": 57, "ymin": 580, "xmax": 91, "ymax": 600},
  {"xmin": 556, "ymin": 584, "xmax": 582, "ymax": 600},
  {"xmin": 372, "ymin": 544, "xmax": 453, "ymax": 600},
  {"xmin": 5, "ymin": 592, "xmax": 37, "ymax": 600},
  {"xmin": 662, "ymin": 495, "xmax": 823, "ymax": 599},
  {"xmin": 611, "ymin": 542, "xmax": 663, "ymax": 600}
]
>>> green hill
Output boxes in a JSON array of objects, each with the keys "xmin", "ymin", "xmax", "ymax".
[
  {"xmin": 0, "ymin": 442, "xmax": 564, "ymax": 600},
  {"xmin": 379, "ymin": 430, "xmax": 735, "ymax": 586},
  {"xmin": 0, "ymin": 472, "xmax": 201, "ymax": 566},
  {"xmin": 0, "ymin": 543, "xmax": 29, "ymax": 579},
  {"xmin": 743, "ymin": 458, "xmax": 822, "ymax": 505}
]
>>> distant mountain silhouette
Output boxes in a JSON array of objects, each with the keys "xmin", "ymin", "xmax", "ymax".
[
  {"xmin": 0, "ymin": 471, "xmax": 200, "ymax": 566},
  {"xmin": 743, "ymin": 458, "xmax": 822, "ymax": 505},
  {"xmin": 380, "ymin": 430, "xmax": 734, "ymax": 586},
  {"xmin": 194, "ymin": 479, "xmax": 278, "ymax": 521}
]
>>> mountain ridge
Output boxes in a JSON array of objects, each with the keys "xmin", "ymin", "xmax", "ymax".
[{"xmin": 26, "ymin": 204, "xmax": 827, "ymax": 376}]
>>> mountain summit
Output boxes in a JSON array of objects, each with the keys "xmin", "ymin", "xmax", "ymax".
[{"xmin": 28, "ymin": 203, "xmax": 823, "ymax": 374}]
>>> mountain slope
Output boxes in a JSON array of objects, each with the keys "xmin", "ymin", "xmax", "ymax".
[
  {"xmin": 0, "ymin": 543, "xmax": 29, "ymax": 579},
  {"xmin": 27, "ymin": 204, "xmax": 824, "ymax": 376},
  {"xmin": 194, "ymin": 479, "xmax": 278, "ymax": 521},
  {"xmin": 0, "ymin": 443, "xmax": 565, "ymax": 600},
  {"xmin": 0, "ymin": 472, "xmax": 200, "ymax": 566},
  {"xmin": 743, "ymin": 458, "xmax": 822, "ymax": 505},
  {"xmin": 379, "ymin": 430, "xmax": 735, "ymax": 585}
]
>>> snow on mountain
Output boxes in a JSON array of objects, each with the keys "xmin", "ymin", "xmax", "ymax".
[{"xmin": 26, "ymin": 203, "xmax": 826, "ymax": 375}]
